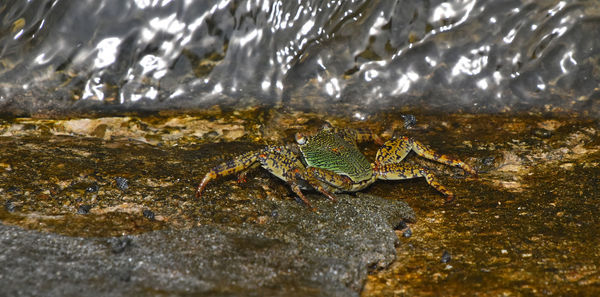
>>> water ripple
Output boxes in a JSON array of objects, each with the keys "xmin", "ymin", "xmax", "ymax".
[{"xmin": 0, "ymin": 0, "xmax": 598, "ymax": 115}]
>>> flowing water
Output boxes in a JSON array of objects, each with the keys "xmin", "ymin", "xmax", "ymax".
[{"xmin": 1, "ymin": 0, "xmax": 600, "ymax": 115}]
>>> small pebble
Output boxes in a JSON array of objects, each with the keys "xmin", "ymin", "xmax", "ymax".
[
  {"xmin": 402, "ymin": 227, "xmax": 412, "ymax": 238},
  {"xmin": 4, "ymin": 200, "xmax": 15, "ymax": 212},
  {"xmin": 77, "ymin": 204, "xmax": 92, "ymax": 214},
  {"xmin": 142, "ymin": 209, "xmax": 155, "ymax": 220},
  {"xmin": 402, "ymin": 114, "xmax": 417, "ymax": 129},
  {"xmin": 481, "ymin": 156, "xmax": 495, "ymax": 166},
  {"xmin": 115, "ymin": 177, "xmax": 129, "ymax": 191},
  {"xmin": 441, "ymin": 250, "xmax": 452, "ymax": 263}
]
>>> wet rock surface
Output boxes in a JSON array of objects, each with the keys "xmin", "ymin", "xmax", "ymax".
[
  {"xmin": 1, "ymin": 109, "xmax": 599, "ymax": 296},
  {"xmin": 0, "ymin": 113, "xmax": 416, "ymax": 296},
  {"xmin": 361, "ymin": 114, "xmax": 600, "ymax": 296}
]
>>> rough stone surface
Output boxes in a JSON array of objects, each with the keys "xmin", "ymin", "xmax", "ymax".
[
  {"xmin": 4, "ymin": 111, "xmax": 598, "ymax": 296},
  {"xmin": 0, "ymin": 193, "xmax": 415, "ymax": 297}
]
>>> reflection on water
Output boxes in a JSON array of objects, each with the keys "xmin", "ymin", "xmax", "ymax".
[{"xmin": 0, "ymin": 0, "xmax": 599, "ymax": 115}]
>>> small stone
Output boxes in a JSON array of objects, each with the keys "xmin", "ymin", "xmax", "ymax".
[
  {"xmin": 142, "ymin": 209, "xmax": 155, "ymax": 220},
  {"xmin": 402, "ymin": 227, "xmax": 412, "ymax": 238},
  {"xmin": 481, "ymin": 156, "xmax": 495, "ymax": 166},
  {"xmin": 402, "ymin": 114, "xmax": 417, "ymax": 129},
  {"xmin": 115, "ymin": 177, "xmax": 129, "ymax": 191},
  {"xmin": 77, "ymin": 204, "xmax": 92, "ymax": 214},
  {"xmin": 4, "ymin": 200, "xmax": 16, "ymax": 212},
  {"xmin": 441, "ymin": 250, "xmax": 452, "ymax": 263}
]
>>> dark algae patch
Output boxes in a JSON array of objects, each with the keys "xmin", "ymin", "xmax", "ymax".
[{"xmin": 0, "ymin": 110, "xmax": 599, "ymax": 296}]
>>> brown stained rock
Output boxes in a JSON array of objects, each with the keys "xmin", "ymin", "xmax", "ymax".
[{"xmin": 0, "ymin": 110, "xmax": 599, "ymax": 296}]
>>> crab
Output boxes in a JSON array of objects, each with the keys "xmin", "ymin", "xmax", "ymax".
[{"xmin": 195, "ymin": 124, "xmax": 476, "ymax": 209}]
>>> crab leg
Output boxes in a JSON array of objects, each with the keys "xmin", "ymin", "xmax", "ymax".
[
  {"xmin": 304, "ymin": 166, "xmax": 377, "ymax": 193},
  {"xmin": 196, "ymin": 150, "xmax": 263, "ymax": 199},
  {"xmin": 283, "ymin": 169, "xmax": 343, "ymax": 210},
  {"xmin": 374, "ymin": 163, "xmax": 455, "ymax": 201},
  {"xmin": 257, "ymin": 147, "xmax": 320, "ymax": 208},
  {"xmin": 304, "ymin": 167, "xmax": 354, "ymax": 198},
  {"xmin": 196, "ymin": 146, "xmax": 300, "ymax": 198},
  {"xmin": 375, "ymin": 137, "xmax": 477, "ymax": 175},
  {"xmin": 195, "ymin": 146, "xmax": 321, "ymax": 209}
]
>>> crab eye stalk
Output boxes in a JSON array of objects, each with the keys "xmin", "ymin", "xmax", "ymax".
[{"xmin": 295, "ymin": 133, "xmax": 306, "ymax": 145}]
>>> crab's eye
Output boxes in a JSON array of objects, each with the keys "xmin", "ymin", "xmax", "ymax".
[
  {"xmin": 321, "ymin": 122, "xmax": 332, "ymax": 130},
  {"xmin": 295, "ymin": 133, "xmax": 306, "ymax": 144}
]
